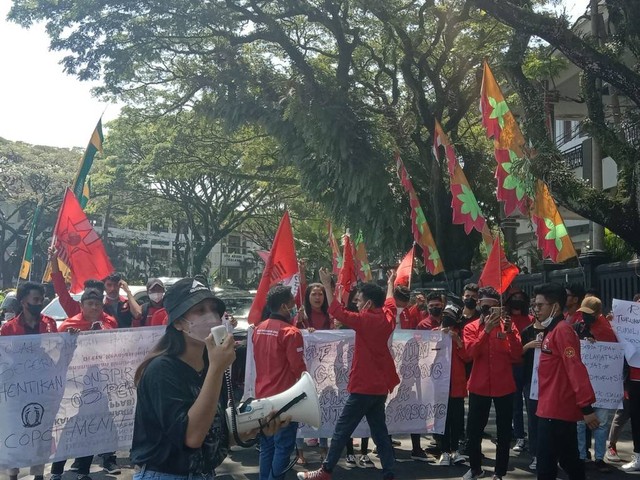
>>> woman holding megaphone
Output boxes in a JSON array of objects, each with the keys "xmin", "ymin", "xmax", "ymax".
[{"xmin": 131, "ymin": 277, "xmax": 290, "ymax": 480}]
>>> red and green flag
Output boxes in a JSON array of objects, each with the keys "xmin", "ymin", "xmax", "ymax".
[
  {"xmin": 395, "ymin": 153, "xmax": 444, "ymax": 275},
  {"xmin": 73, "ymin": 118, "xmax": 104, "ymax": 203},
  {"xmin": 480, "ymin": 62, "xmax": 531, "ymax": 217},
  {"xmin": 433, "ymin": 119, "xmax": 490, "ymax": 237},
  {"xmin": 531, "ymin": 181, "xmax": 577, "ymax": 262},
  {"xmin": 353, "ymin": 230, "xmax": 373, "ymax": 282}
]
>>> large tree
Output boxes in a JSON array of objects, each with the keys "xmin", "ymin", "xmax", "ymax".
[
  {"xmin": 471, "ymin": 0, "xmax": 640, "ymax": 252},
  {"xmin": 97, "ymin": 108, "xmax": 300, "ymax": 275},
  {"xmin": 9, "ymin": 0, "xmax": 521, "ymax": 272}
]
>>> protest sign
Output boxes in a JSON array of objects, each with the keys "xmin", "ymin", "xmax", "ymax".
[
  {"xmin": 529, "ymin": 341, "xmax": 624, "ymax": 410},
  {"xmin": 243, "ymin": 329, "xmax": 452, "ymax": 437},
  {"xmin": 0, "ymin": 327, "xmax": 164, "ymax": 469},
  {"xmin": 612, "ymin": 298, "xmax": 640, "ymax": 368}
]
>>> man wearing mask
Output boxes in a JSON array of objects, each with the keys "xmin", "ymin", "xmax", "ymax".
[
  {"xmin": 0, "ymin": 282, "xmax": 55, "ymax": 480},
  {"xmin": 462, "ymin": 287, "xmax": 523, "ymax": 480},
  {"xmin": 504, "ymin": 289, "xmax": 533, "ymax": 455},
  {"xmin": 572, "ymin": 296, "xmax": 616, "ymax": 473},
  {"xmin": 461, "ymin": 283, "xmax": 481, "ymax": 326},
  {"xmin": 102, "ymin": 273, "xmax": 141, "ymax": 328},
  {"xmin": 253, "ymin": 285, "xmax": 306, "ymax": 480},
  {"xmin": 1, "ymin": 282, "xmax": 56, "ymax": 336},
  {"xmin": 564, "ymin": 283, "xmax": 585, "ymax": 325},
  {"xmin": 534, "ymin": 283, "xmax": 598, "ymax": 480},
  {"xmin": 416, "ymin": 291, "xmax": 445, "ymax": 330},
  {"xmin": 133, "ymin": 278, "xmax": 166, "ymax": 327},
  {"xmin": 298, "ymin": 269, "xmax": 399, "ymax": 480}
]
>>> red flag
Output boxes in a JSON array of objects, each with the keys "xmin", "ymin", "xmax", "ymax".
[
  {"xmin": 256, "ymin": 250, "xmax": 270, "ymax": 263},
  {"xmin": 328, "ymin": 222, "xmax": 343, "ymax": 274},
  {"xmin": 53, "ymin": 188, "xmax": 114, "ymax": 293},
  {"xmin": 248, "ymin": 212, "xmax": 299, "ymax": 324},
  {"xmin": 478, "ymin": 236, "xmax": 519, "ymax": 294},
  {"xmin": 394, "ymin": 246, "xmax": 415, "ymax": 287},
  {"xmin": 337, "ymin": 234, "xmax": 357, "ymax": 304}
]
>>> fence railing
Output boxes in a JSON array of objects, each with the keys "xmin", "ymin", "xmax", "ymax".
[{"xmin": 413, "ymin": 252, "xmax": 640, "ymax": 310}]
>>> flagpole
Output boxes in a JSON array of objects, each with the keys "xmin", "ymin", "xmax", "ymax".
[{"xmin": 408, "ymin": 243, "xmax": 416, "ymax": 290}]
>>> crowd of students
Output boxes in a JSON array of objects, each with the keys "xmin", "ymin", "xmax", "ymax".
[{"xmin": 1, "ymin": 262, "xmax": 639, "ymax": 480}]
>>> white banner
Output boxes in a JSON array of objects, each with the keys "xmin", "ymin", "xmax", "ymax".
[
  {"xmin": 0, "ymin": 327, "xmax": 164, "ymax": 469},
  {"xmin": 612, "ymin": 299, "xmax": 640, "ymax": 368},
  {"xmin": 243, "ymin": 329, "xmax": 452, "ymax": 437},
  {"xmin": 529, "ymin": 341, "xmax": 624, "ymax": 409}
]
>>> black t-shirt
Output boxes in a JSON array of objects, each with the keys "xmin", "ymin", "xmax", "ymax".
[
  {"xmin": 130, "ymin": 355, "xmax": 229, "ymax": 474},
  {"xmin": 521, "ymin": 323, "xmax": 546, "ymax": 386}
]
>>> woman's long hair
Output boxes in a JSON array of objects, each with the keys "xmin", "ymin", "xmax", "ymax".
[
  {"xmin": 304, "ymin": 283, "xmax": 329, "ymax": 317},
  {"xmin": 134, "ymin": 324, "xmax": 186, "ymax": 385}
]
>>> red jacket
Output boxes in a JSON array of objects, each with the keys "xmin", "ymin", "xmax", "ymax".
[
  {"xmin": 396, "ymin": 305, "xmax": 421, "ymax": 330},
  {"xmin": 329, "ymin": 298, "xmax": 400, "ymax": 395},
  {"xmin": 537, "ymin": 318, "xmax": 596, "ymax": 422},
  {"xmin": 253, "ymin": 315, "xmax": 306, "ymax": 398},
  {"xmin": 511, "ymin": 313, "xmax": 533, "ymax": 338},
  {"xmin": 150, "ymin": 308, "xmax": 168, "ymax": 326},
  {"xmin": 463, "ymin": 317, "xmax": 522, "ymax": 397},
  {"xmin": 296, "ymin": 310, "xmax": 333, "ymax": 330},
  {"xmin": 58, "ymin": 312, "xmax": 118, "ymax": 332},
  {"xmin": 565, "ymin": 310, "xmax": 583, "ymax": 325},
  {"xmin": 0, "ymin": 313, "xmax": 57, "ymax": 335},
  {"xmin": 416, "ymin": 315, "xmax": 442, "ymax": 330},
  {"xmin": 52, "ymin": 270, "xmax": 81, "ymax": 317}
]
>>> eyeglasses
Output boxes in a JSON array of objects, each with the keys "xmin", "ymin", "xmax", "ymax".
[{"xmin": 533, "ymin": 302, "xmax": 551, "ymax": 310}]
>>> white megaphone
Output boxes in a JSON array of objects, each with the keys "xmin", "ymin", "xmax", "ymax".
[{"xmin": 226, "ymin": 371, "xmax": 321, "ymax": 434}]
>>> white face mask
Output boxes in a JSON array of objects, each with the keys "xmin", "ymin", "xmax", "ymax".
[
  {"xmin": 149, "ymin": 292, "xmax": 164, "ymax": 304},
  {"xmin": 540, "ymin": 306, "xmax": 557, "ymax": 328},
  {"xmin": 4, "ymin": 312, "xmax": 15, "ymax": 322},
  {"xmin": 185, "ymin": 313, "xmax": 222, "ymax": 342}
]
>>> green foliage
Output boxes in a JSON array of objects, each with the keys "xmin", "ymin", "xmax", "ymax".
[{"xmin": 604, "ymin": 229, "xmax": 636, "ymax": 262}]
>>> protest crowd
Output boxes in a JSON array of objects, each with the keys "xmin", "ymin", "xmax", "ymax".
[{"xmin": 1, "ymin": 237, "xmax": 639, "ymax": 480}]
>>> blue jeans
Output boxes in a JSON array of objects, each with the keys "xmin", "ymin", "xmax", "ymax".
[
  {"xmin": 133, "ymin": 467, "xmax": 214, "ymax": 480},
  {"xmin": 259, "ymin": 421, "xmax": 298, "ymax": 480},
  {"xmin": 577, "ymin": 408, "xmax": 610, "ymax": 461},
  {"xmin": 323, "ymin": 393, "xmax": 394, "ymax": 479}
]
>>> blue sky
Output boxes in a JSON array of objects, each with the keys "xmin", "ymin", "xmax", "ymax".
[{"xmin": 0, "ymin": 0, "xmax": 589, "ymax": 149}]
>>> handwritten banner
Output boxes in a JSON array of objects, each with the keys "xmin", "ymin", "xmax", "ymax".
[
  {"xmin": 244, "ymin": 329, "xmax": 452, "ymax": 437},
  {"xmin": 529, "ymin": 341, "xmax": 624, "ymax": 409},
  {"xmin": 0, "ymin": 327, "xmax": 164, "ymax": 469},
  {"xmin": 612, "ymin": 298, "xmax": 640, "ymax": 368}
]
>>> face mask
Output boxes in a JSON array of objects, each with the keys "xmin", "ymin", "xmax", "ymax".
[
  {"xmin": 186, "ymin": 313, "xmax": 221, "ymax": 342},
  {"xmin": 286, "ymin": 305, "xmax": 298, "ymax": 320},
  {"xmin": 480, "ymin": 305, "xmax": 492, "ymax": 316},
  {"xmin": 540, "ymin": 307, "xmax": 557, "ymax": 328},
  {"xmin": 508, "ymin": 300, "xmax": 527, "ymax": 312},
  {"xmin": 26, "ymin": 303, "xmax": 43, "ymax": 317},
  {"xmin": 463, "ymin": 298, "xmax": 477, "ymax": 309},
  {"xmin": 582, "ymin": 313, "xmax": 596, "ymax": 325},
  {"xmin": 149, "ymin": 293, "xmax": 164, "ymax": 304},
  {"xmin": 4, "ymin": 312, "xmax": 15, "ymax": 322},
  {"xmin": 359, "ymin": 300, "xmax": 372, "ymax": 312},
  {"xmin": 428, "ymin": 307, "xmax": 443, "ymax": 317}
]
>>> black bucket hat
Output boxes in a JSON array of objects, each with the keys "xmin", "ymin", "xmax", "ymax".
[{"xmin": 164, "ymin": 278, "xmax": 226, "ymax": 324}]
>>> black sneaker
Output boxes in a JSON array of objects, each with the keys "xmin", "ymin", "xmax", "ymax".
[
  {"xmin": 77, "ymin": 475, "xmax": 92, "ymax": 480},
  {"xmin": 411, "ymin": 449, "xmax": 429, "ymax": 462},
  {"xmin": 103, "ymin": 458, "xmax": 121, "ymax": 475},
  {"xmin": 69, "ymin": 460, "xmax": 81, "ymax": 472}
]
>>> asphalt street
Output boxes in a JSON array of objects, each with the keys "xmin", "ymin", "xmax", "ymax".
[{"xmin": 5, "ymin": 424, "xmax": 639, "ymax": 480}]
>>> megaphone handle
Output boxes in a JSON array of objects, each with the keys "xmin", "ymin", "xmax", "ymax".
[{"xmin": 224, "ymin": 367, "xmax": 259, "ymax": 448}]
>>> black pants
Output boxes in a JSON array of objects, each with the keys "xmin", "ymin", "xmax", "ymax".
[
  {"xmin": 435, "ymin": 397, "xmax": 464, "ymax": 453},
  {"xmin": 630, "ymin": 380, "xmax": 640, "ymax": 453},
  {"xmin": 537, "ymin": 418, "xmax": 584, "ymax": 480},
  {"xmin": 523, "ymin": 383, "xmax": 538, "ymax": 456},
  {"xmin": 51, "ymin": 457, "xmax": 93, "ymax": 476},
  {"xmin": 345, "ymin": 437, "xmax": 369, "ymax": 455},
  {"xmin": 467, "ymin": 393, "xmax": 513, "ymax": 476}
]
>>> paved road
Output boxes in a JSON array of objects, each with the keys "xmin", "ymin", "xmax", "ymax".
[{"xmin": 6, "ymin": 425, "xmax": 639, "ymax": 480}]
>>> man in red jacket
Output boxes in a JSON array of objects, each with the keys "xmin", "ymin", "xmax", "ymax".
[
  {"xmin": 534, "ymin": 283, "xmax": 598, "ymax": 480},
  {"xmin": 253, "ymin": 285, "xmax": 306, "ymax": 480},
  {"xmin": 1, "ymin": 281, "xmax": 54, "ymax": 480},
  {"xmin": 0, "ymin": 281, "xmax": 57, "ymax": 336},
  {"xmin": 298, "ymin": 269, "xmax": 399, "ymax": 480},
  {"xmin": 462, "ymin": 286, "xmax": 522, "ymax": 480}
]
